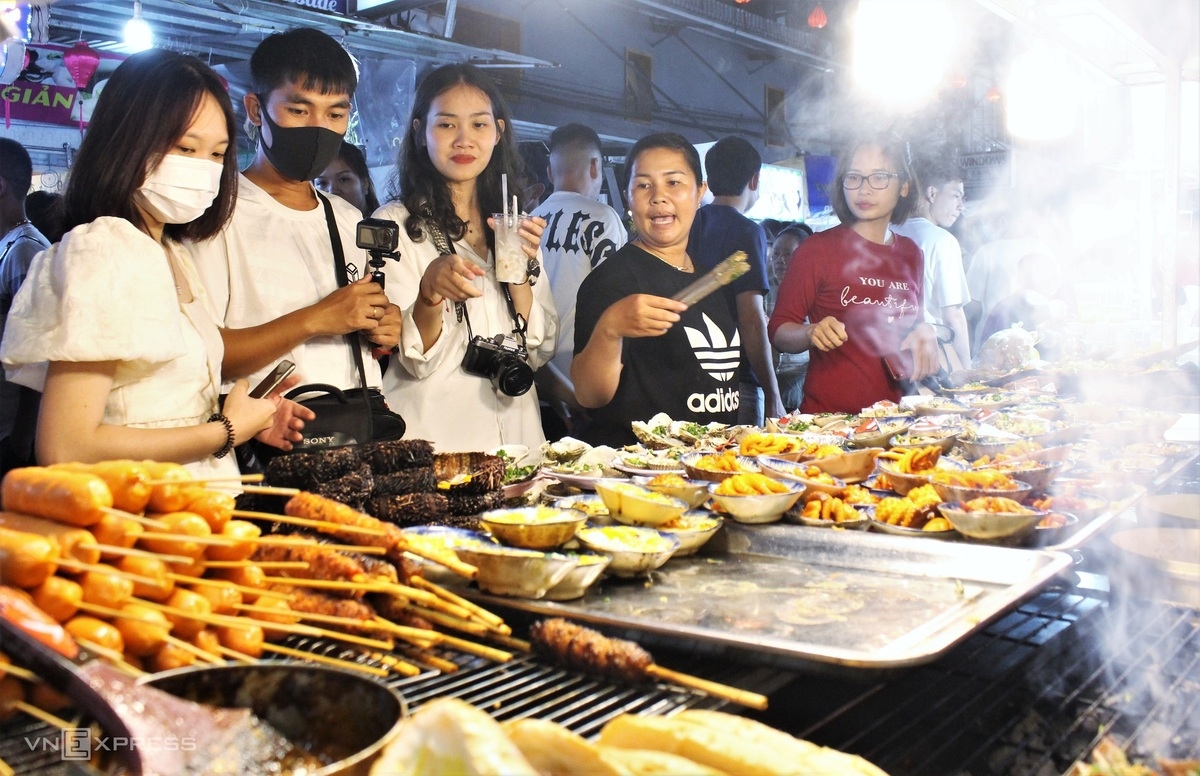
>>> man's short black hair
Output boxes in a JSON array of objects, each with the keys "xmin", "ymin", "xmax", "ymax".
[
  {"xmin": 704, "ymin": 136, "xmax": 761, "ymax": 197},
  {"xmin": 250, "ymin": 27, "xmax": 358, "ymax": 98},
  {"xmin": 548, "ymin": 123, "xmax": 602, "ymax": 156},
  {"xmin": 912, "ymin": 151, "xmax": 963, "ymax": 191},
  {"xmin": 0, "ymin": 138, "xmax": 34, "ymax": 203}
]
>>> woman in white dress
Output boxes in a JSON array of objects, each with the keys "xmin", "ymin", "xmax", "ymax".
[
  {"xmin": 1, "ymin": 50, "xmax": 302, "ymax": 477},
  {"xmin": 375, "ymin": 63, "xmax": 556, "ymax": 451}
]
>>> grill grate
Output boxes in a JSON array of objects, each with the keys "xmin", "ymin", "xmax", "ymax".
[{"xmin": 763, "ymin": 578, "xmax": 1200, "ymax": 776}]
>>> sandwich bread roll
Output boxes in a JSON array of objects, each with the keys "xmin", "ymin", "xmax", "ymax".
[
  {"xmin": 504, "ymin": 717, "xmax": 724, "ymax": 776},
  {"xmin": 370, "ymin": 698, "xmax": 537, "ymax": 776}
]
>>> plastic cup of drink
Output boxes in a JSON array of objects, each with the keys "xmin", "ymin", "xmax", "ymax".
[{"xmin": 492, "ymin": 213, "xmax": 530, "ymax": 283}]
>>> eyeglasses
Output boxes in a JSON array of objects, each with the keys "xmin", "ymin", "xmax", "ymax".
[{"xmin": 842, "ymin": 172, "xmax": 900, "ymax": 190}]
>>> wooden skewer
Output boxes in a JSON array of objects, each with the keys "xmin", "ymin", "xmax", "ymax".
[
  {"xmin": 0, "ymin": 754, "xmax": 15, "ymax": 776},
  {"xmin": 644, "ymin": 664, "xmax": 768, "ymax": 711},
  {"xmin": 100, "ymin": 507, "xmax": 167, "ymax": 529},
  {"xmin": 144, "ymin": 473, "xmax": 263, "ymax": 486},
  {"xmin": 204, "ymin": 560, "xmax": 310, "ymax": 570},
  {"xmin": 240, "ymin": 484, "xmax": 301, "ymax": 496},
  {"xmin": 400, "ymin": 539, "xmax": 478, "ymax": 579},
  {"xmin": 252, "ymin": 537, "xmax": 388, "ymax": 553},
  {"xmin": 94, "ymin": 543, "xmax": 192, "ymax": 564},
  {"xmin": 233, "ymin": 603, "xmax": 375, "ymax": 634},
  {"xmin": 436, "ymin": 633, "xmax": 513, "ymax": 663},
  {"xmin": 261, "ymin": 576, "xmax": 390, "ymax": 594},
  {"xmin": 285, "ymin": 622, "xmax": 393, "ymax": 650},
  {"xmin": 231, "ymin": 509, "xmax": 387, "ymax": 536},
  {"xmin": 367, "ymin": 651, "xmax": 424, "ymax": 678},
  {"xmin": 383, "ymin": 583, "xmax": 471, "ymax": 618},
  {"xmin": 75, "ymin": 637, "xmax": 147, "ymax": 676},
  {"xmin": 165, "ymin": 573, "xmax": 291, "ymax": 600},
  {"xmin": 260, "ymin": 643, "xmax": 389, "ymax": 678},
  {"xmin": 213, "ymin": 645, "xmax": 257, "ymax": 664},
  {"xmin": 484, "ymin": 633, "xmax": 531, "ymax": 653},
  {"xmin": 55, "ymin": 558, "xmax": 162, "ymax": 587},
  {"xmin": 137, "ymin": 531, "xmax": 236, "ymax": 546},
  {"xmin": 410, "ymin": 576, "xmax": 507, "ymax": 629},
  {"xmin": 0, "ymin": 663, "xmax": 39, "ymax": 682},
  {"xmin": 394, "ymin": 647, "xmax": 458, "ymax": 674},
  {"xmin": 369, "ymin": 617, "xmax": 439, "ymax": 647},
  {"xmin": 12, "ymin": 701, "xmax": 74, "ymax": 730},
  {"xmin": 163, "ymin": 634, "xmax": 224, "ymax": 665},
  {"xmin": 409, "ymin": 605, "xmax": 490, "ymax": 637}
]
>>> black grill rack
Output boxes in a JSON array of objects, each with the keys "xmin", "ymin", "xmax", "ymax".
[{"xmin": 761, "ymin": 576, "xmax": 1200, "ymax": 776}]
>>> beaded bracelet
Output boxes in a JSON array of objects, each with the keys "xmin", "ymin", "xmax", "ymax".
[{"xmin": 207, "ymin": 412, "xmax": 235, "ymax": 459}]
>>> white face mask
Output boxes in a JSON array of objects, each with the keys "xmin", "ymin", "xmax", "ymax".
[{"xmin": 133, "ymin": 154, "xmax": 224, "ymax": 225}]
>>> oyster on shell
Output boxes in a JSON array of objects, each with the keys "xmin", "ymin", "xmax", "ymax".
[{"xmin": 540, "ymin": 436, "xmax": 590, "ymax": 463}]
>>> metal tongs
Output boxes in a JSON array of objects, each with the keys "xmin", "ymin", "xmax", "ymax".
[{"xmin": 672, "ymin": 251, "xmax": 750, "ymax": 305}]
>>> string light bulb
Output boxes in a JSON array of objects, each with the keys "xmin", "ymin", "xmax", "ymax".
[{"xmin": 124, "ymin": 1, "xmax": 152, "ymax": 52}]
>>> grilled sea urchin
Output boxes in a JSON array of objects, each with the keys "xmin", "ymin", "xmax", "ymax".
[
  {"xmin": 364, "ymin": 439, "xmax": 435, "ymax": 474},
  {"xmin": 366, "ymin": 493, "xmax": 450, "ymax": 527},
  {"xmin": 372, "ymin": 467, "xmax": 436, "ymax": 498},
  {"xmin": 313, "ymin": 463, "xmax": 375, "ymax": 511},
  {"xmin": 265, "ymin": 446, "xmax": 362, "ymax": 489}
]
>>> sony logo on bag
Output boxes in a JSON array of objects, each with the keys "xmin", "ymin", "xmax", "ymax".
[{"xmin": 304, "ymin": 436, "xmax": 339, "ymax": 445}]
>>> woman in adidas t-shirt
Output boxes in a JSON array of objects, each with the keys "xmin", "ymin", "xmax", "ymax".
[{"xmin": 573, "ymin": 133, "xmax": 740, "ymax": 447}]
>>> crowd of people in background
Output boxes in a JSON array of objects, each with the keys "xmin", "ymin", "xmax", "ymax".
[{"xmin": 0, "ymin": 24, "xmax": 1119, "ymax": 477}]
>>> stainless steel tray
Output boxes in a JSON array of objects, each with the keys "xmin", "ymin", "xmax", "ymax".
[{"xmin": 476, "ymin": 524, "xmax": 1073, "ymax": 670}]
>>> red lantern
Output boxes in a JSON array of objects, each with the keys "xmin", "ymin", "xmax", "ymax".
[
  {"xmin": 735, "ymin": 0, "xmax": 751, "ymax": 4},
  {"xmin": 950, "ymin": 72, "xmax": 968, "ymax": 89},
  {"xmin": 63, "ymin": 41, "xmax": 100, "ymax": 132},
  {"xmin": 985, "ymin": 86, "xmax": 1001, "ymax": 103},
  {"xmin": 808, "ymin": 3, "xmax": 827, "ymax": 28},
  {"xmin": 64, "ymin": 40, "xmax": 100, "ymax": 91}
]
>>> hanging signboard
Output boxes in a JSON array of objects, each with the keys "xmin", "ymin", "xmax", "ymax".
[
  {"xmin": 2, "ymin": 42, "xmax": 125, "ymax": 128},
  {"xmin": 272, "ymin": 0, "xmax": 349, "ymax": 13},
  {"xmin": 960, "ymin": 150, "xmax": 1009, "ymax": 197}
]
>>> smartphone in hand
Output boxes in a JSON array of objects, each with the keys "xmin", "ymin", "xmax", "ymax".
[
  {"xmin": 249, "ymin": 360, "xmax": 296, "ymax": 398},
  {"xmin": 882, "ymin": 350, "xmax": 914, "ymax": 383}
]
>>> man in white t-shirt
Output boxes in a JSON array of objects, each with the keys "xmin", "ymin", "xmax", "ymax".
[
  {"xmin": 892, "ymin": 154, "xmax": 970, "ymax": 366},
  {"xmin": 189, "ymin": 28, "xmax": 399, "ymax": 399},
  {"xmin": 531, "ymin": 123, "xmax": 627, "ymax": 434}
]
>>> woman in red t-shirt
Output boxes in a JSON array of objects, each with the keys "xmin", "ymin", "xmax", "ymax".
[{"xmin": 768, "ymin": 135, "xmax": 939, "ymax": 413}]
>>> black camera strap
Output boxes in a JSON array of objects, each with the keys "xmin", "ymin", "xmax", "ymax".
[
  {"xmin": 317, "ymin": 191, "xmax": 374, "ymax": 438},
  {"xmin": 424, "ymin": 219, "xmax": 530, "ymax": 354}
]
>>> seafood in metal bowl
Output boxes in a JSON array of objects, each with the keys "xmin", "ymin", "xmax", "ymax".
[
  {"xmin": 938, "ymin": 498, "xmax": 1046, "ymax": 541},
  {"xmin": 890, "ymin": 431, "xmax": 958, "ymax": 456},
  {"xmin": 1028, "ymin": 511, "xmax": 1078, "ymax": 546},
  {"xmin": 757, "ymin": 456, "xmax": 847, "ymax": 497},
  {"xmin": 912, "ymin": 397, "xmax": 974, "ymax": 417},
  {"xmin": 680, "ymin": 450, "xmax": 760, "ymax": 482},
  {"xmin": 542, "ymin": 553, "xmax": 612, "ymax": 600},
  {"xmin": 593, "ymin": 479, "xmax": 689, "ymax": 527},
  {"xmin": 402, "ymin": 526, "xmax": 496, "ymax": 584},
  {"xmin": 873, "ymin": 458, "xmax": 965, "ymax": 497},
  {"xmin": 805, "ymin": 448, "xmax": 883, "ymax": 484},
  {"xmin": 478, "ymin": 505, "xmax": 586, "ymax": 550},
  {"xmin": 631, "ymin": 473, "xmax": 711, "ymax": 509},
  {"xmin": 575, "ymin": 525, "xmax": 680, "ymax": 577},
  {"xmin": 549, "ymin": 493, "xmax": 614, "ymax": 525},
  {"xmin": 847, "ymin": 416, "xmax": 912, "ymax": 449},
  {"xmin": 654, "ymin": 510, "xmax": 724, "ymax": 555},
  {"xmin": 708, "ymin": 474, "xmax": 805, "ymax": 524},
  {"xmin": 787, "ymin": 496, "xmax": 872, "ymax": 530},
  {"xmin": 929, "ymin": 469, "xmax": 1034, "ymax": 504},
  {"xmin": 454, "ymin": 544, "xmax": 579, "ymax": 598},
  {"xmin": 988, "ymin": 460, "xmax": 1067, "ymax": 492}
]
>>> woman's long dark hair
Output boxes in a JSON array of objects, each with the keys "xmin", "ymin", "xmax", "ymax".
[
  {"xmin": 388, "ymin": 63, "xmax": 525, "ymax": 251},
  {"xmin": 62, "ymin": 49, "xmax": 238, "ymax": 243}
]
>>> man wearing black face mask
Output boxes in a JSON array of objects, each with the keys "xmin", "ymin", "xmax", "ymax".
[{"xmin": 189, "ymin": 27, "xmax": 401, "ymax": 419}]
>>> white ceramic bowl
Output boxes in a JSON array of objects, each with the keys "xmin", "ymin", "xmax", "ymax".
[
  {"xmin": 929, "ymin": 477, "xmax": 1033, "ymax": 505},
  {"xmin": 631, "ymin": 475, "xmax": 712, "ymax": 509},
  {"xmin": 804, "ymin": 448, "xmax": 880, "ymax": 484},
  {"xmin": 707, "ymin": 481, "xmax": 805, "ymax": 524},
  {"xmin": 593, "ymin": 479, "xmax": 689, "ymax": 527},
  {"xmin": 655, "ymin": 511, "xmax": 724, "ymax": 555},
  {"xmin": 542, "ymin": 553, "xmax": 612, "ymax": 600},
  {"xmin": 758, "ymin": 455, "xmax": 847, "ymax": 497},
  {"xmin": 453, "ymin": 545, "xmax": 579, "ymax": 598},
  {"xmin": 575, "ymin": 526, "xmax": 680, "ymax": 577},
  {"xmin": 549, "ymin": 494, "xmax": 613, "ymax": 524},
  {"xmin": 478, "ymin": 505, "xmax": 586, "ymax": 550}
]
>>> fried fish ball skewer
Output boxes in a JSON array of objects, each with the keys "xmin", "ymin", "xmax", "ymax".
[
  {"xmin": 0, "ymin": 527, "xmax": 60, "ymax": 587},
  {"xmin": 284, "ymin": 492, "xmax": 477, "ymax": 579},
  {"xmin": 530, "ymin": 618, "xmax": 768, "ymax": 711},
  {"xmin": 2, "ymin": 468, "xmax": 113, "ymax": 527},
  {"xmin": 0, "ymin": 512, "xmax": 102, "ymax": 565}
]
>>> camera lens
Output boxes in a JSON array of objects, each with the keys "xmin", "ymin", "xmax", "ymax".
[{"xmin": 493, "ymin": 356, "xmax": 534, "ymax": 397}]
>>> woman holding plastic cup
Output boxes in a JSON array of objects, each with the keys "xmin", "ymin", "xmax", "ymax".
[{"xmin": 374, "ymin": 63, "xmax": 556, "ymax": 451}]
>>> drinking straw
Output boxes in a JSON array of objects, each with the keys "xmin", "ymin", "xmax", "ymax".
[
  {"xmin": 512, "ymin": 195, "xmax": 519, "ymax": 225},
  {"xmin": 502, "ymin": 174, "xmax": 509, "ymax": 224}
]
